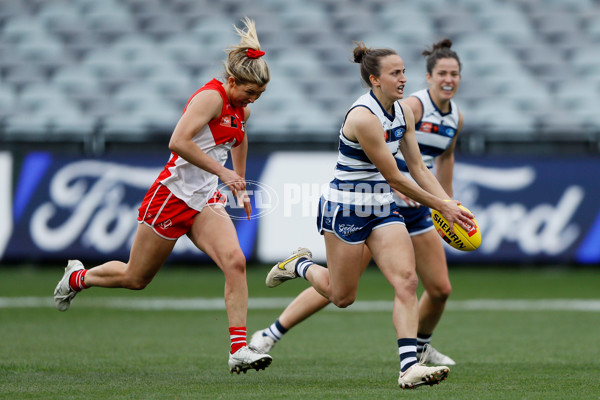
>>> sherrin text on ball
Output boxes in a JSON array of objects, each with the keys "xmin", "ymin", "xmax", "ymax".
[{"xmin": 431, "ymin": 204, "xmax": 481, "ymax": 251}]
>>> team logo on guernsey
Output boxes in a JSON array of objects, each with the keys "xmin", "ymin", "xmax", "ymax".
[
  {"xmin": 220, "ymin": 115, "xmax": 238, "ymax": 128},
  {"xmin": 384, "ymin": 126, "xmax": 405, "ymax": 142}
]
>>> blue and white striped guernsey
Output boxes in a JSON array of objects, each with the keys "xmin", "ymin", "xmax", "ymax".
[
  {"xmin": 324, "ymin": 91, "xmax": 407, "ymax": 208},
  {"xmin": 395, "ymin": 88, "xmax": 460, "ymax": 173}
]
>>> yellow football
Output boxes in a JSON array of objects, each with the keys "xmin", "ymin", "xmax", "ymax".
[{"xmin": 431, "ymin": 204, "xmax": 481, "ymax": 251}]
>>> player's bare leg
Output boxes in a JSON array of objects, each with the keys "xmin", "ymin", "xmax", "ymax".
[
  {"xmin": 84, "ymin": 224, "xmax": 176, "ymax": 289},
  {"xmin": 365, "ymin": 225, "xmax": 419, "ymax": 339},
  {"xmin": 54, "ymin": 224, "xmax": 176, "ymax": 311},
  {"xmin": 252, "ymin": 242, "xmax": 372, "ymax": 352},
  {"xmin": 250, "ymin": 287, "xmax": 329, "ymax": 352},
  {"xmin": 366, "ymin": 224, "xmax": 450, "ymax": 388},
  {"xmin": 413, "ymin": 231, "xmax": 455, "ymax": 365},
  {"xmin": 188, "ymin": 205, "xmax": 271, "ymax": 373},
  {"xmin": 306, "ymin": 233, "xmax": 366, "ymax": 308}
]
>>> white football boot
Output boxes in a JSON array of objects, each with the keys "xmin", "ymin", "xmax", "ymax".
[
  {"xmin": 228, "ymin": 346, "xmax": 272, "ymax": 374},
  {"xmin": 265, "ymin": 247, "xmax": 312, "ymax": 288},
  {"xmin": 419, "ymin": 345, "xmax": 456, "ymax": 366},
  {"xmin": 249, "ymin": 329, "xmax": 276, "ymax": 353},
  {"xmin": 53, "ymin": 260, "xmax": 85, "ymax": 311},
  {"xmin": 398, "ymin": 345, "xmax": 450, "ymax": 389},
  {"xmin": 398, "ymin": 363, "xmax": 450, "ymax": 389}
]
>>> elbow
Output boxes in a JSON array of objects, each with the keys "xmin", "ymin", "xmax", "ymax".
[
  {"xmin": 387, "ymin": 174, "xmax": 407, "ymax": 192},
  {"xmin": 407, "ymin": 162, "xmax": 426, "ymax": 177},
  {"xmin": 382, "ymin": 170, "xmax": 401, "ymax": 187},
  {"xmin": 168, "ymin": 137, "xmax": 181, "ymax": 154}
]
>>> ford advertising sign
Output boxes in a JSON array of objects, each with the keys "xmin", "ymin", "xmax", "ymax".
[
  {"xmin": 1, "ymin": 151, "xmax": 599, "ymax": 266},
  {"xmin": 3, "ymin": 151, "xmax": 267, "ymax": 263}
]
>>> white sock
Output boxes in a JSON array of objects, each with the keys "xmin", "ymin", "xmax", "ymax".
[{"xmin": 295, "ymin": 258, "xmax": 313, "ymax": 280}]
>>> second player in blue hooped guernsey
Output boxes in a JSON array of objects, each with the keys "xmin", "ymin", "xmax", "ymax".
[{"xmin": 260, "ymin": 40, "xmax": 473, "ymax": 389}]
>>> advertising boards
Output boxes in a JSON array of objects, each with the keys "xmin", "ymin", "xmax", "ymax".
[{"xmin": 2, "ymin": 150, "xmax": 599, "ymax": 266}]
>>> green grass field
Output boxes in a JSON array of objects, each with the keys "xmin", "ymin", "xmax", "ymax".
[{"xmin": 1, "ymin": 264, "xmax": 600, "ymax": 399}]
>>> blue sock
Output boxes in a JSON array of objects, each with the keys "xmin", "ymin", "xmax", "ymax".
[
  {"xmin": 295, "ymin": 257, "xmax": 313, "ymax": 280},
  {"xmin": 263, "ymin": 319, "xmax": 288, "ymax": 342},
  {"xmin": 398, "ymin": 338, "xmax": 418, "ymax": 372},
  {"xmin": 417, "ymin": 333, "xmax": 432, "ymax": 354},
  {"xmin": 263, "ymin": 319, "xmax": 287, "ymax": 342}
]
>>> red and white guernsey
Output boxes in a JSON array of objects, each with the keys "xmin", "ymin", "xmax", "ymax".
[{"xmin": 157, "ymin": 79, "xmax": 246, "ymax": 211}]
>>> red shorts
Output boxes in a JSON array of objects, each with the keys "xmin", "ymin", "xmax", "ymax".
[{"xmin": 137, "ymin": 180, "xmax": 226, "ymax": 240}]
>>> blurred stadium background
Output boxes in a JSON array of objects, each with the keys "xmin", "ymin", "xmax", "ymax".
[
  {"xmin": 2, "ymin": 0, "xmax": 600, "ymax": 150},
  {"xmin": 1, "ymin": 0, "xmax": 600, "ymax": 266}
]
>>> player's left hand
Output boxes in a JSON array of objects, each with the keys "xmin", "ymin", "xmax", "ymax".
[{"xmin": 392, "ymin": 189, "xmax": 420, "ymax": 208}]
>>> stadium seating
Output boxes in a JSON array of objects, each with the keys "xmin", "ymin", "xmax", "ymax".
[
  {"xmin": 0, "ymin": 0, "xmax": 599, "ymax": 148},
  {"xmin": 0, "ymin": 83, "xmax": 17, "ymax": 116}
]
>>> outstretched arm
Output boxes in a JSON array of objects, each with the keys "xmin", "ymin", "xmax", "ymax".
[
  {"xmin": 345, "ymin": 106, "xmax": 472, "ymax": 233},
  {"xmin": 398, "ymin": 104, "xmax": 451, "ymax": 200}
]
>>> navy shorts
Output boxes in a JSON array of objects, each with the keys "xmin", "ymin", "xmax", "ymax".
[
  {"xmin": 398, "ymin": 205, "xmax": 435, "ymax": 236},
  {"xmin": 317, "ymin": 196, "xmax": 405, "ymax": 244}
]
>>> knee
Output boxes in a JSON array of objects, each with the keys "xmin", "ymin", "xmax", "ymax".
[
  {"xmin": 403, "ymin": 272, "xmax": 420, "ymax": 293},
  {"xmin": 389, "ymin": 272, "xmax": 419, "ymax": 298},
  {"xmin": 331, "ymin": 293, "xmax": 356, "ymax": 309},
  {"xmin": 221, "ymin": 249, "xmax": 246, "ymax": 276},
  {"xmin": 428, "ymin": 281, "xmax": 452, "ymax": 302},
  {"xmin": 124, "ymin": 274, "xmax": 153, "ymax": 290}
]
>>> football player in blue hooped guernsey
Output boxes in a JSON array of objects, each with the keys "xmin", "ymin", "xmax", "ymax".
[
  {"xmin": 260, "ymin": 41, "xmax": 473, "ymax": 389},
  {"xmin": 252, "ymin": 39, "xmax": 467, "ymax": 374}
]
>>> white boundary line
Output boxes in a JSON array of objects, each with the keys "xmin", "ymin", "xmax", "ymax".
[{"xmin": 1, "ymin": 297, "xmax": 600, "ymax": 312}]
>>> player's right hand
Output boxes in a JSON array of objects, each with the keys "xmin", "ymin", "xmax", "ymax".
[{"xmin": 219, "ymin": 169, "xmax": 246, "ymax": 197}]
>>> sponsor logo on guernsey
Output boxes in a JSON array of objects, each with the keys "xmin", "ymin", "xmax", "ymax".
[{"xmin": 419, "ymin": 122, "xmax": 439, "ymax": 133}]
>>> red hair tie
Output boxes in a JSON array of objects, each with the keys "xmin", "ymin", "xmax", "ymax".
[{"xmin": 246, "ymin": 48, "xmax": 265, "ymax": 59}]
